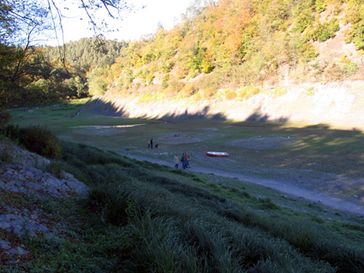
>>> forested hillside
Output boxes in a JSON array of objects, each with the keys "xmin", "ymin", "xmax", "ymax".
[
  {"xmin": 0, "ymin": 38, "xmax": 124, "ymax": 108},
  {"xmin": 98, "ymin": 0, "xmax": 364, "ymax": 102}
]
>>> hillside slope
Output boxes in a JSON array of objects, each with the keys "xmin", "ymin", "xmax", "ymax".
[
  {"xmin": 2, "ymin": 140, "xmax": 364, "ymax": 272},
  {"xmin": 94, "ymin": 0, "xmax": 364, "ymax": 129}
]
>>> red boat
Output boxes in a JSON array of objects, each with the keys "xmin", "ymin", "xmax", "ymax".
[{"xmin": 206, "ymin": 151, "xmax": 230, "ymax": 157}]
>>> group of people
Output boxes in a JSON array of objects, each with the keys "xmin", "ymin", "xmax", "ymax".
[
  {"xmin": 174, "ymin": 152, "xmax": 190, "ymax": 169},
  {"xmin": 148, "ymin": 138, "xmax": 190, "ymax": 170},
  {"xmin": 148, "ymin": 138, "xmax": 159, "ymax": 149}
]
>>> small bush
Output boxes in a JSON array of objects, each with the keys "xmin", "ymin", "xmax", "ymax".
[
  {"xmin": 312, "ymin": 20, "xmax": 340, "ymax": 42},
  {"xmin": 271, "ymin": 87, "xmax": 287, "ymax": 97},
  {"xmin": 238, "ymin": 86, "xmax": 261, "ymax": 99},
  {"xmin": 199, "ymin": 87, "xmax": 216, "ymax": 98},
  {"xmin": 344, "ymin": 61, "xmax": 359, "ymax": 75},
  {"xmin": 18, "ymin": 127, "xmax": 62, "ymax": 159},
  {"xmin": 180, "ymin": 83, "xmax": 198, "ymax": 97},
  {"xmin": 224, "ymin": 89, "xmax": 237, "ymax": 100},
  {"xmin": 306, "ymin": 87, "xmax": 316, "ymax": 96}
]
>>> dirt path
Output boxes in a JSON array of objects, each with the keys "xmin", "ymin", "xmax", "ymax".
[{"xmin": 123, "ymin": 153, "xmax": 364, "ymax": 217}]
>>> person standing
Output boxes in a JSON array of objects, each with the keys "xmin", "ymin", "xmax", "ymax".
[
  {"xmin": 174, "ymin": 155, "xmax": 179, "ymax": 168},
  {"xmin": 150, "ymin": 138, "xmax": 153, "ymax": 149},
  {"xmin": 186, "ymin": 152, "xmax": 191, "ymax": 168},
  {"xmin": 181, "ymin": 152, "xmax": 186, "ymax": 169}
]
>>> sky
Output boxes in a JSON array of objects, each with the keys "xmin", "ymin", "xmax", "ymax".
[{"xmin": 46, "ymin": 0, "xmax": 196, "ymax": 45}]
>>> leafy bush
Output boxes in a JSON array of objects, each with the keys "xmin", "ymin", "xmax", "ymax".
[
  {"xmin": 271, "ymin": 87, "xmax": 287, "ymax": 97},
  {"xmin": 306, "ymin": 87, "xmax": 316, "ymax": 96},
  {"xmin": 224, "ymin": 89, "xmax": 237, "ymax": 100},
  {"xmin": 315, "ymin": 0, "xmax": 327, "ymax": 13},
  {"xmin": 312, "ymin": 20, "xmax": 340, "ymax": 42},
  {"xmin": 344, "ymin": 61, "xmax": 359, "ymax": 74},
  {"xmin": 238, "ymin": 86, "xmax": 262, "ymax": 99},
  {"xmin": 18, "ymin": 127, "xmax": 62, "ymax": 159}
]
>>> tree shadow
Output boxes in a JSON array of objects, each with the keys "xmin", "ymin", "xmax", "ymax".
[
  {"xmin": 80, "ymin": 98, "xmax": 126, "ymax": 116},
  {"xmin": 159, "ymin": 106, "xmax": 226, "ymax": 121}
]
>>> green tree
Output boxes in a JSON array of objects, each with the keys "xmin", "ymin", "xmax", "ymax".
[{"xmin": 87, "ymin": 67, "xmax": 110, "ymax": 96}]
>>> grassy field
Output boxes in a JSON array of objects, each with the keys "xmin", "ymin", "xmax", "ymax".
[
  {"xmin": 9, "ymin": 101, "xmax": 364, "ymax": 205},
  {"xmin": 2, "ymin": 141, "xmax": 364, "ymax": 273}
]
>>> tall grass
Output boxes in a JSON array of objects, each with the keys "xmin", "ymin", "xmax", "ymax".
[{"xmin": 52, "ymin": 142, "xmax": 364, "ymax": 273}]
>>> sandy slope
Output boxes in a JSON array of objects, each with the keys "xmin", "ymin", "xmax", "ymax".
[{"xmin": 101, "ymin": 80, "xmax": 364, "ymax": 130}]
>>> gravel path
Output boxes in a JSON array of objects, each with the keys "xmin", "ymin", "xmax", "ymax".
[{"xmin": 124, "ymin": 153, "xmax": 364, "ymax": 217}]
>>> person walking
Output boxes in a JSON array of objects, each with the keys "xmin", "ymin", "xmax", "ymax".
[
  {"xmin": 181, "ymin": 152, "xmax": 186, "ymax": 169},
  {"xmin": 185, "ymin": 152, "xmax": 191, "ymax": 168},
  {"xmin": 174, "ymin": 155, "xmax": 179, "ymax": 168}
]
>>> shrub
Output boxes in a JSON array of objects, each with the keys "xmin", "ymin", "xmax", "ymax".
[
  {"xmin": 315, "ymin": 0, "xmax": 326, "ymax": 13},
  {"xmin": 238, "ymin": 86, "xmax": 262, "ymax": 99},
  {"xmin": 312, "ymin": 20, "xmax": 340, "ymax": 42},
  {"xmin": 271, "ymin": 87, "xmax": 287, "ymax": 97},
  {"xmin": 180, "ymin": 83, "xmax": 198, "ymax": 97},
  {"xmin": 0, "ymin": 110, "xmax": 10, "ymax": 128},
  {"xmin": 18, "ymin": 127, "xmax": 62, "ymax": 159},
  {"xmin": 199, "ymin": 87, "xmax": 216, "ymax": 99},
  {"xmin": 306, "ymin": 87, "xmax": 316, "ymax": 96},
  {"xmin": 224, "ymin": 89, "xmax": 237, "ymax": 100},
  {"xmin": 344, "ymin": 61, "xmax": 359, "ymax": 75}
]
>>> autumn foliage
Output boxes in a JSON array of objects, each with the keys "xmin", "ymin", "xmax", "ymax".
[{"xmin": 100, "ymin": 0, "xmax": 361, "ymax": 102}]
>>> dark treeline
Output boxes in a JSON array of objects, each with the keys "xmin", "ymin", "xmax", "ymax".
[{"xmin": 0, "ymin": 38, "xmax": 125, "ymax": 109}]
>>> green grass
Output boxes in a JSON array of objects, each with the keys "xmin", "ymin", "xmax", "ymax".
[{"xmin": 3, "ymin": 141, "xmax": 364, "ymax": 273}]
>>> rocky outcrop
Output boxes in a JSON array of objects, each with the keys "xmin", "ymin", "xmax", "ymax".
[
  {"xmin": 0, "ymin": 141, "xmax": 89, "ymax": 264},
  {"xmin": 0, "ymin": 141, "xmax": 49, "ymax": 169},
  {"xmin": 0, "ymin": 163, "xmax": 88, "ymax": 198}
]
